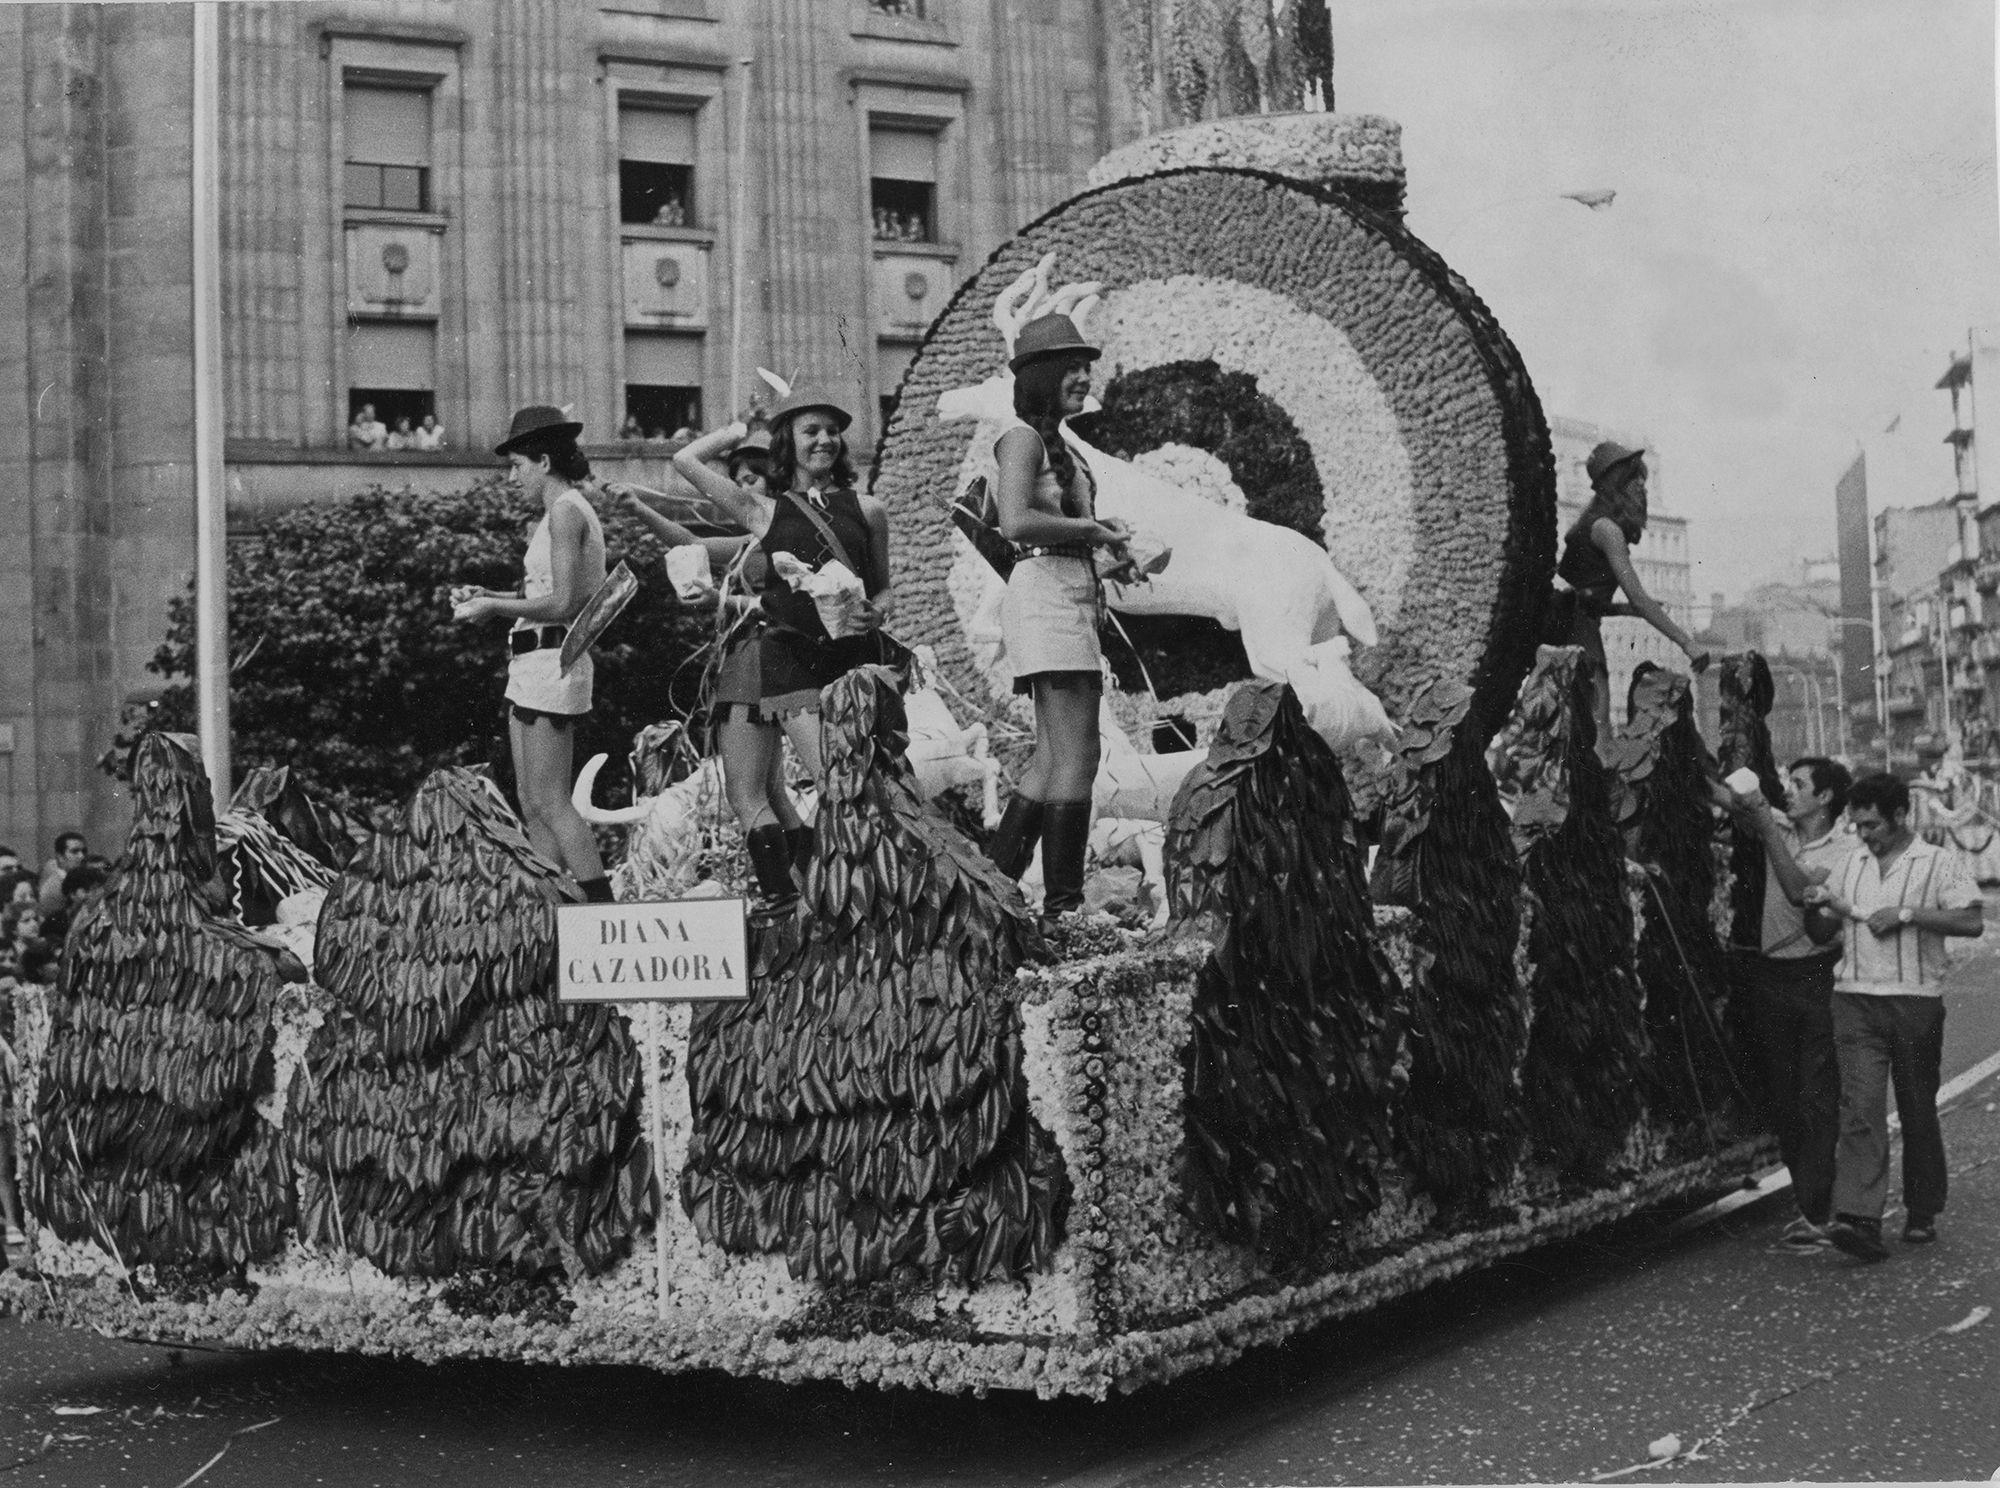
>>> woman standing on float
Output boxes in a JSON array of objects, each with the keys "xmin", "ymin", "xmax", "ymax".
[
  {"xmin": 984, "ymin": 314, "xmax": 1131, "ymax": 919},
  {"xmin": 611, "ymin": 431, "xmax": 811, "ymax": 870},
  {"xmin": 671, "ymin": 386, "xmax": 895, "ymax": 909},
  {"xmin": 1556, "ymin": 439, "xmax": 1708, "ymax": 742},
  {"xmin": 452, "ymin": 406, "xmax": 615, "ymax": 903}
]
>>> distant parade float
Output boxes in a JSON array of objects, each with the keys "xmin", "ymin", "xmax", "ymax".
[{"xmin": 2, "ymin": 114, "xmax": 1779, "ymax": 1399}]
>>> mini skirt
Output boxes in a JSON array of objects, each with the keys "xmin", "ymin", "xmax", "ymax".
[
  {"xmin": 1002, "ymin": 553, "xmax": 1102, "ymax": 693},
  {"xmin": 505, "ymin": 644, "xmax": 592, "ymax": 717}
]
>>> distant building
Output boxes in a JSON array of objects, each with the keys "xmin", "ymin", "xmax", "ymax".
[
  {"xmin": 1701, "ymin": 562, "xmax": 1842, "ymax": 762},
  {"xmin": 1548, "ymin": 413, "xmax": 1696, "ymax": 722}
]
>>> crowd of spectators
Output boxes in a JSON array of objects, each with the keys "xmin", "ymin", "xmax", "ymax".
[{"xmin": 0, "ymin": 832, "xmax": 111, "ymax": 1257}]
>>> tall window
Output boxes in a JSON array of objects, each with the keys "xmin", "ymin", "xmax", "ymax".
[
  {"xmin": 347, "ymin": 322, "xmax": 437, "ymax": 440},
  {"xmin": 344, "ymin": 83, "xmax": 432, "ymax": 212},
  {"xmin": 869, "ymin": 125, "xmax": 938, "ymax": 243},
  {"xmin": 625, "ymin": 332, "xmax": 704, "ymax": 439},
  {"xmin": 620, "ymin": 106, "xmax": 696, "ymax": 227}
]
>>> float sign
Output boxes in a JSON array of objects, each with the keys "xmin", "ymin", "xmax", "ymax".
[{"xmin": 557, "ymin": 898, "xmax": 749, "ymax": 1002}]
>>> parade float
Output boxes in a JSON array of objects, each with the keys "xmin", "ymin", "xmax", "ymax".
[{"xmin": 1, "ymin": 105, "xmax": 1781, "ymax": 1399}]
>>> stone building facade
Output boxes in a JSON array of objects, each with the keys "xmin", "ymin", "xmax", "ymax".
[{"xmin": 2, "ymin": 0, "xmax": 1154, "ymax": 849}]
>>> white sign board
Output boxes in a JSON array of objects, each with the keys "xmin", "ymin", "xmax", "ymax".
[{"xmin": 556, "ymin": 897, "xmax": 749, "ymax": 1002}]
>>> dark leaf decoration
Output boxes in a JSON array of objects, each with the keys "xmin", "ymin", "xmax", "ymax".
[
  {"xmin": 1360, "ymin": 678, "xmax": 1526, "ymax": 1216},
  {"xmin": 294, "ymin": 767, "xmax": 654, "ymax": 1279},
  {"xmin": 1163, "ymin": 680, "xmax": 1408, "ymax": 1272},
  {"xmin": 1611, "ymin": 664, "xmax": 1757, "ymax": 1150},
  {"xmin": 32, "ymin": 731, "xmax": 295, "ymax": 1268},
  {"xmin": 680, "ymin": 666, "xmax": 1065, "ymax": 1288},
  {"xmin": 1508, "ymin": 647, "xmax": 1648, "ymax": 1180},
  {"xmin": 1715, "ymin": 652, "xmax": 1781, "ymax": 957}
]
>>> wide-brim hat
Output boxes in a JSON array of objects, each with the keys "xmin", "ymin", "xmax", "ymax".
[
  {"xmin": 495, "ymin": 405, "xmax": 584, "ymax": 457},
  {"xmin": 1009, "ymin": 313, "xmax": 1101, "ymax": 373},
  {"xmin": 1585, "ymin": 439, "xmax": 1646, "ymax": 484},
  {"xmin": 767, "ymin": 386, "xmax": 854, "ymax": 432}
]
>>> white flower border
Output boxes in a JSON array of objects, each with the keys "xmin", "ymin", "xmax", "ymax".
[{"xmin": 6, "ymin": 940, "xmax": 1775, "ymax": 1400}]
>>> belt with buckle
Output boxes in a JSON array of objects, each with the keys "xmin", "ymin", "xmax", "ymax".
[
  {"xmin": 509, "ymin": 624, "xmax": 567, "ymax": 657},
  {"xmin": 1015, "ymin": 543, "xmax": 1093, "ymax": 563}
]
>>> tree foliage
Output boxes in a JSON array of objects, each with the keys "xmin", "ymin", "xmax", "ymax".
[{"xmin": 115, "ymin": 480, "xmax": 717, "ymax": 814}]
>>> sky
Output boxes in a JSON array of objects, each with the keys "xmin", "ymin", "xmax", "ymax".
[{"xmin": 1328, "ymin": 0, "xmax": 2000, "ymax": 602}]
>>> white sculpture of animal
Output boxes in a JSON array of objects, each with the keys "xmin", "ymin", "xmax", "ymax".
[
  {"xmin": 573, "ymin": 722, "xmax": 729, "ymax": 899},
  {"xmin": 935, "ymin": 254, "xmax": 1395, "ymax": 752},
  {"xmin": 903, "ymin": 645, "xmax": 1003, "ymax": 827}
]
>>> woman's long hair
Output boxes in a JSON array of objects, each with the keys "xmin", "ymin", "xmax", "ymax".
[
  {"xmin": 767, "ymin": 415, "xmax": 855, "ymax": 494},
  {"xmin": 510, "ymin": 429, "xmax": 592, "ymax": 484},
  {"xmin": 1586, "ymin": 472, "xmax": 1646, "ymax": 544},
  {"xmin": 1012, "ymin": 356, "xmax": 1085, "ymax": 514}
]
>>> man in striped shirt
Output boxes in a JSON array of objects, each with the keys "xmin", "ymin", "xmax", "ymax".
[{"xmin": 1807, "ymin": 772, "xmax": 1984, "ymax": 1261}]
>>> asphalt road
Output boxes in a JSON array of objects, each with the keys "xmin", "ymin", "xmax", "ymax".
[{"xmin": 4, "ymin": 949, "xmax": 1996, "ymax": 1487}]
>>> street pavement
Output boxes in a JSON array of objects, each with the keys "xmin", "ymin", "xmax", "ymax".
[{"xmin": 3, "ymin": 941, "xmax": 1997, "ymax": 1486}]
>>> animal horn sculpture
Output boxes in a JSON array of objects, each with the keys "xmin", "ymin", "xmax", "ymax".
[{"xmin": 572, "ymin": 754, "xmax": 649, "ymax": 826}]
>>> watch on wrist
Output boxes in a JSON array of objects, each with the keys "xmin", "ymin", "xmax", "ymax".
[{"xmin": 1898, "ymin": 906, "xmax": 1914, "ymax": 927}]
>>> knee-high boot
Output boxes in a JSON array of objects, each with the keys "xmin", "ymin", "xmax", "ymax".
[
  {"xmin": 784, "ymin": 825, "xmax": 814, "ymax": 875},
  {"xmin": 1038, "ymin": 800, "xmax": 1093, "ymax": 917},
  {"xmin": 986, "ymin": 794, "xmax": 1045, "ymax": 879},
  {"xmin": 746, "ymin": 824, "xmax": 799, "ymax": 908}
]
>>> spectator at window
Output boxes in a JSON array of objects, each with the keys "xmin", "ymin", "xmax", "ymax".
[
  {"xmin": 412, "ymin": 414, "xmax": 447, "ymax": 451},
  {"xmin": 386, "ymin": 416, "xmax": 416, "ymax": 451},
  {"xmin": 348, "ymin": 404, "xmax": 388, "ymax": 450},
  {"xmin": 652, "ymin": 195, "xmax": 686, "ymax": 227},
  {"xmin": 38, "ymin": 832, "xmax": 84, "ymax": 915},
  {"xmin": 619, "ymin": 414, "xmax": 645, "ymax": 442},
  {"xmin": 646, "ymin": 427, "xmax": 670, "ymax": 443}
]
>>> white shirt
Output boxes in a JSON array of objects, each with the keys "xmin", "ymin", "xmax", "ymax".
[
  {"xmin": 1757, "ymin": 819, "xmax": 1857, "ymax": 958},
  {"xmin": 1832, "ymin": 836, "xmax": 1982, "ymax": 997}
]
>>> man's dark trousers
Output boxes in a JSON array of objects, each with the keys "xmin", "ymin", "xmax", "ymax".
[{"xmin": 1734, "ymin": 948, "xmax": 1840, "ymax": 1225}]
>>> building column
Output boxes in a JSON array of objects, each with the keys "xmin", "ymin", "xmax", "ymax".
[
  {"xmin": 754, "ymin": 0, "xmax": 846, "ymax": 386},
  {"xmin": 490, "ymin": 0, "xmax": 586, "ymax": 421},
  {"xmin": 220, "ymin": 3, "xmax": 302, "ymax": 444}
]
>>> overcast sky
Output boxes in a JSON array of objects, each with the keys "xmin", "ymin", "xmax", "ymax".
[{"xmin": 1329, "ymin": 0, "xmax": 1999, "ymax": 602}]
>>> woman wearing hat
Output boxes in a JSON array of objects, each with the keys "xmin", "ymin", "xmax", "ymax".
[
  {"xmin": 452, "ymin": 405, "xmax": 615, "ymax": 903},
  {"xmin": 608, "ymin": 429, "xmax": 813, "ymax": 875},
  {"xmin": 671, "ymin": 390, "xmax": 894, "ymax": 909},
  {"xmin": 1557, "ymin": 439, "xmax": 1709, "ymax": 741},
  {"xmin": 983, "ymin": 313, "xmax": 1133, "ymax": 920}
]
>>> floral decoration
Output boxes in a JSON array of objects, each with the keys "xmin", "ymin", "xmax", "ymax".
[
  {"xmin": 1166, "ymin": 681, "xmax": 1409, "ymax": 1268},
  {"xmin": 1506, "ymin": 647, "xmax": 1648, "ymax": 1181},
  {"xmin": 872, "ymin": 164, "xmax": 1555, "ymax": 750},
  {"xmin": 1608, "ymin": 667, "xmax": 1756, "ymax": 1151},
  {"xmin": 294, "ymin": 767, "xmax": 654, "ymax": 1279}
]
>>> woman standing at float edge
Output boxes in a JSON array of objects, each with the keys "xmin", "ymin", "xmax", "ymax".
[
  {"xmin": 452, "ymin": 406, "xmax": 615, "ymax": 903},
  {"xmin": 985, "ymin": 314, "xmax": 1131, "ymax": 919},
  {"xmin": 1556, "ymin": 439, "xmax": 1709, "ymax": 743},
  {"xmin": 671, "ymin": 385, "xmax": 894, "ymax": 910}
]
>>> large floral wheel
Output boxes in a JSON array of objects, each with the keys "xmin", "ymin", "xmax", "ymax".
[{"xmin": 872, "ymin": 167, "xmax": 1555, "ymax": 741}]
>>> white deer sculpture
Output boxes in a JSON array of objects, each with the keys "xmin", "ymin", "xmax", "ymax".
[{"xmin": 936, "ymin": 253, "xmax": 1395, "ymax": 752}]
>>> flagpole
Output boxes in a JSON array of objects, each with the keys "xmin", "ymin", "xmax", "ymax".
[{"xmin": 192, "ymin": 0, "xmax": 231, "ymax": 809}]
